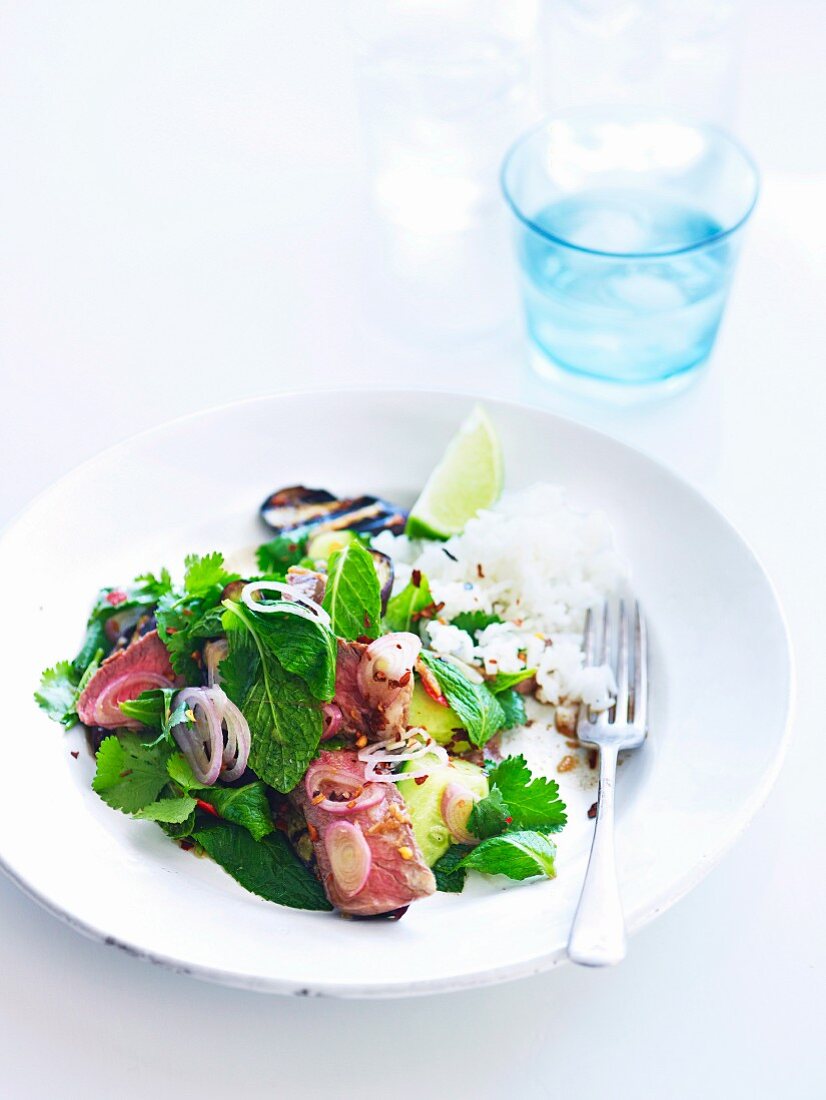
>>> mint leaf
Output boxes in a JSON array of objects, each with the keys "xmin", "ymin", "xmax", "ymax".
[
  {"xmin": 256, "ymin": 534, "xmax": 308, "ymax": 575},
  {"xmin": 459, "ymin": 831, "xmax": 557, "ymax": 881},
  {"xmin": 433, "ymin": 844, "xmax": 471, "ymax": 893},
  {"xmin": 166, "ymin": 755, "xmax": 274, "ymax": 841},
  {"xmin": 385, "ymin": 572, "xmax": 433, "ymax": 633},
  {"xmin": 323, "ymin": 540, "xmax": 381, "ymax": 640},
  {"xmin": 35, "ymin": 661, "xmax": 80, "ymax": 727},
  {"xmin": 221, "ymin": 603, "xmax": 323, "ymax": 792},
  {"xmin": 488, "ymin": 669, "xmax": 535, "ymax": 694},
  {"xmin": 450, "ymin": 611, "xmax": 503, "ymax": 634},
  {"xmin": 468, "ymin": 787, "xmax": 510, "ymax": 839},
  {"xmin": 243, "ymin": 609, "xmax": 336, "ymax": 702},
  {"xmin": 194, "ymin": 821, "xmax": 332, "ymax": 911},
  {"xmin": 418, "ymin": 651, "xmax": 505, "ymax": 747},
  {"xmin": 92, "ymin": 735, "xmax": 173, "ymax": 813},
  {"xmin": 497, "ymin": 688, "xmax": 527, "ymax": 730},
  {"xmin": 487, "ymin": 754, "xmax": 567, "ymax": 832},
  {"xmin": 134, "ymin": 796, "xmax": 198, "ymax": 823}
]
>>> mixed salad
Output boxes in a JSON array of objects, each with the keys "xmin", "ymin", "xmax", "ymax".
[{"xmin": 36, "ymin": 410, "xmax": 578, "ymax": 919}]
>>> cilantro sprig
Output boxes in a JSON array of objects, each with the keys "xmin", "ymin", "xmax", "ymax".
[{"xmin": 435, "ymin": 754, "xmax": 567, "ymax": 889}]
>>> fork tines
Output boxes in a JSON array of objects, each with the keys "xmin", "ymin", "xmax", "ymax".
[{"xmin": 580, "ymin": 598, "xmax": 647, "ymax": 730}]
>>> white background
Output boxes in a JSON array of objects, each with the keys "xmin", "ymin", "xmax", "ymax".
[{"xmin": 1, "ymin": 2, "xmax": 824, "ymax": 1097}]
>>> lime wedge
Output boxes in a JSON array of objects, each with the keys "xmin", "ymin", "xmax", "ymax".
[{"xmin": 406, "ymin": 406, "xmax": 503, "ymax": 539}]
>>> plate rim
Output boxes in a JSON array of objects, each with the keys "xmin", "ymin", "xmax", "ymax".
[{"xmin": 0, "ymin": 387, "xmax": 796, "ymax": 997}]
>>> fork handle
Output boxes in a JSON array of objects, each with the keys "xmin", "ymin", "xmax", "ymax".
[{"xmin": 567, "ymin": 744, "xmax": 627, "ymax": 966}]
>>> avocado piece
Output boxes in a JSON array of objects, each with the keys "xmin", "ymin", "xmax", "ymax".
[
  {"xmin": 397, "ymin": 753, "xmax": 488, "ymax": 866},
  {"xmin": 408, "ymin": 681, "xmax": 467, "ymax": 748}
]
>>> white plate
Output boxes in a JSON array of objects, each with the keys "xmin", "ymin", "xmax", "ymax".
[{"xmin": 0, "ymin": 391, "xmax": 792, "ymax": 997}]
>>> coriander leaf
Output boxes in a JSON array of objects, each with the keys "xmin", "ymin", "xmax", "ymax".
[
  {"xmin": 134, "ymin": 796, "xmax": 198, "ymax": 823},
  {"xmin": 194, "ymin": 821, "xmax": 332, "ymax": 911},
  {"xmin": 450, "ymin": 611, "xmax": 503, "ymax": 634},
  {"xmin": 184, "ymin": 551, "xmax": 238, "ymax": 598},
  {"xmin": 488, "ymin": 668, "xmax": 535, "ymax": 694},
  {"xmin": 467, "ymin": 787, "xmax": 510, "ymax": 840},
  {"xmin": 166, "ymin": 755, "xmax": 274, "ymax": 842},
  {"xmin": 256, "ymin": 534, "xmax": 308, "ymax": 575},
  {"xmin": 432, "ymin": 844, "xmax": 472, "ymax": 893},
  {"xmin": 35, "ymin": 661, "xmax": 80, "ymax": 727},
  {"xmin": 323, "ymin": 540, "xmax": 381, "ymax": 640},
  {"xmin": 384, "ymin": 572, "xmax": 432, "ymax": 633},
  {"xmin": 497, "ymin": 688, "xmax": 527, "ymax": 731},
  {"xmin": 486, "ymin": 754, "xmax": 567, "ymax": 832},
  {"xmin": 459, "ymin": 830, "xmax": 557, "ymax": 881},
  {"xmin": 418, "ymin": 651, "xmax": 505, "ymax": 747},
  {"xmin": 92, "ymin": 735, "xmax": 173, "ymax": 814},
  {"xmin": 221, "ymin": 603, "xmax": 323, "ymax": 792}
]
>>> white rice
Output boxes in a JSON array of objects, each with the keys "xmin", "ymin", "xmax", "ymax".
[{"xmin": 373, "ymin": 483, "xmax": 625, "ymax": 710}]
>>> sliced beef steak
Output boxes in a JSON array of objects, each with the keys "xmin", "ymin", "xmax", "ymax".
[
  {"xmin": 286, "ymin": 565, "xmax": 327, "ymax": 606},
  {"xmin": 292, "ymin": 750, "xmax": 435, "ymax": 916},
  {"xmin": 334, "ymin": 633, "xmax": 420, "ymax": 740},
  {"xmin": 77, "ymin": 629, "xmax": 179, "ymax": 729}
]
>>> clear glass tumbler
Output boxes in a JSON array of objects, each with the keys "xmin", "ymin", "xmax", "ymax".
[{"xmin": 501, "ymin": 111, "xmax": 759, "ymax": 388}]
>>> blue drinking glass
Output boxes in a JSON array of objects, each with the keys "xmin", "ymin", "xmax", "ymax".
[{"xmin": 501, "ymin": 111, "xmax": 759, "ymax": 388}]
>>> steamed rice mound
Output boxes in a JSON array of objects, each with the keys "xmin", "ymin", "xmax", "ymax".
[{"xmin": 374, "ymin": 484, "xmax": 625, "ymax": 711}]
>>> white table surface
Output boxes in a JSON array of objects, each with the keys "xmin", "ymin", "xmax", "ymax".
[{"xmin": 1, "ymin": 3, "xmax": 824, "ymax": 1097}]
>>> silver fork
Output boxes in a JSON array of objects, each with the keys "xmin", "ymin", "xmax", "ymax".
[{"xmin": 567, "ymin": 599, "xmax": 648, "ymax": 967}]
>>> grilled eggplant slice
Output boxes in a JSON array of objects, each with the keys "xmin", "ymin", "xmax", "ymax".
[{"xmin": 260, "ymin": 486, "xmax": 406, "ymax": 539}]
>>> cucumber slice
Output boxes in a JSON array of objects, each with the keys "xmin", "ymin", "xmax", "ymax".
[{"xmin": 397, "ymin": 753, "xmax": 488, "ymax": 866}]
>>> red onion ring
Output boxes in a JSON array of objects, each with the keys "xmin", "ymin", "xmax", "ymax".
[
  {"xmin": 94, "ymin": 670, "xmax": 177, "ymax": 728},
  {"xmin": 171, "ymin": 686, "xmax": 251, "ymax": 786},
  {"xmin": 321, "ymin": 703, "xmax": 343, "ymax": 740},
  {"xmin": 304, "ymin": 761, "xmax": 384, "ymax": 814}
]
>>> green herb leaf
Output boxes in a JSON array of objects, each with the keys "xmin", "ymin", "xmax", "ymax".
[
  {"xmin": 35, "ymin": 661, "xmax": 80, "ymax": 728},
  {"xmin": 459, "ymin": 830, "xmax": 557, "ymax": 881},
  {"xmin": 488, "ymin": 668, "xmax": 535, "ymax": 694},
  {"xmin": 166, "ymin": 755, "xmax": 274, "ymax": 841},
  {"xmin": 92, "ymin": 735, "xmax": 174, "ymax": 814},
  {"xmin": 384, "ymin": 572, "xmax": 433, "ymax": 633},
  {"xmin": 496, "ymin": 688, "xmax": 527, "ymax": 730},
  {"xmin": 184, "ymin": 552, "xmax": 238, "ymax": 598},
  {"xmin": 467, "ymin": 787, "xmax": 510, "ymax": 840},
  {"xmin": 118, "ymin": 688, "xmax": 187, "ymax": 743},
  {"xmin": 246, "ymin": 611, "xmax": 336, "ymax": 702},
  {"xmin": 156, "ymin": 553, "xmax": 237, "ymax": 680},
  {"xmin": 194, "ymin": 821, "xmax": 332, "ymax": 911},
  {"xmin": 221, "ymin": 603, "xmax": 323, "ymax": 792},
  {"xmin": 418, "ymin": 651, "xmax": 505, "ymax": 747},
  {"xmin": 323, "ymin": 540, "xmax": 381, "ymax": 640},
  {"xmin": 432, "ymin": 844, "xmax": 472, "ymax": 893},
  {"xmin": 450, "ymin": 611, "xmax": 503, "ymax": 634},
  {"xmin": 134, "ymin": 796, "xmax": 198, "ymax": 823},
  {"xmin": 486, "ymin": 755, "xmax": 567, "ymax": 832},
  {"xmin": 256, "ymin": 534, "xmax": 309, "ymax": 575}
]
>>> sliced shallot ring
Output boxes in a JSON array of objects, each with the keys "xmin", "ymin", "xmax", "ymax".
[
  {"xmin": 304, "ymin": 762, "xmax": 384, "ymax": 814},
  {"xmin": 325, "ymin": 821, "xmax": 372, "ymax": 899},
  {"xmin": 216, "ymin": 691, "xmax": 251, "ymax": 782},
  {"xmin": 241, "ymin": 580, "xmax": 331, "ymax": 629},
  {"xmin": 357, "ymin": 633, "xmax": 421, "ymax": 701},
  {"xmin": 174, "ymin": 686, "xmax": 224, "ymax": 785},
  {"xmin": 441, "ymin": 782, "xmax": 479, "ymax": 845}
]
